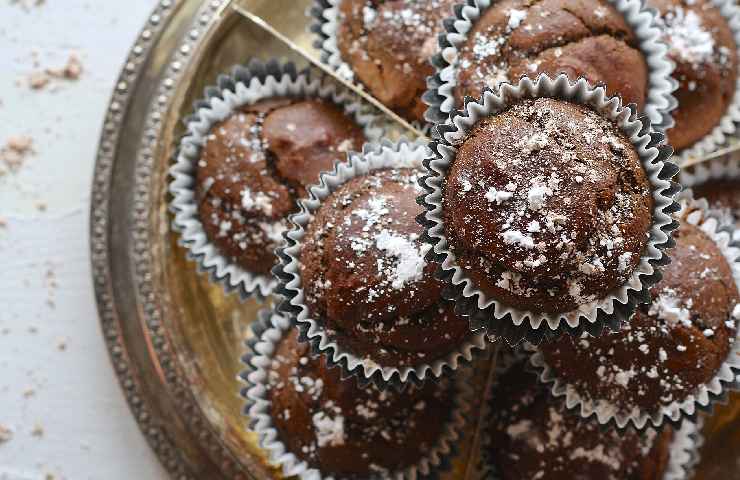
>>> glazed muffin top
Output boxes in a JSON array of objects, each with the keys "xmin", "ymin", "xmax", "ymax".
[
  {"xmin": 454, "ymin": 0, "xmax": 648, "ymax": 109},
  {"xmin": 650, "ymin": 0, "xmax": 738, "ymax": 151},
  {"xmin": 196, "ymin": 97, "xmax": 366, "ymax": 275},
  {"xmin": 443, "ymin": 97, "xmax": 653, "ymax": 314},
  {"xmin": 336, "ymin": 0, "xmax": 456, "ymax": 122},
  {"xmin": 539, "ymin": 221, "xmax": 740, "ymax": 414},
  {"xmin": 266, "ymin": 328, "xmax": 454, "ymax": 478},
  {"xmin": 486, "ymin": 361, "xmax": 673, "ymax": 480}
]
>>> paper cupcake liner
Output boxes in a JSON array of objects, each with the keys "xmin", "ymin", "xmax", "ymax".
[
  {"xmin": 679, "ymin": 151, "xmax": 740, "ymax": 241},
  {"xmin": 309, "ymin": 0, "xmax": 355, "ymax": 83},
  {"xmin": 169, "ymin": 59, "xmax": 384, "ymax": 300},
  {"xmin": 527, "ymin": 191, "xmax": 740, "ymax": 430},
  {"xmin": 418, "ymin": 74, "xmax": 680, "ymax": 345},
  {"xmin": 677, "ymin": 0, "xmax": 740, "ymax": 162},
  {"xmin": 423, "ymin": 0, "xmax": 678, "ymax": 133},
  {"xmin": 273, "ymin": 138, "xmax": 488, "ymax": 389},
  {"xmin": 240, "ymin": 308, "xmax": 474, "ymax": 480}
]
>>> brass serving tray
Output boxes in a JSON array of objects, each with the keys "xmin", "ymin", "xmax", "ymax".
[{"xmin": 90, "ymin": 0, "xmax": 740, "ymax": 478}]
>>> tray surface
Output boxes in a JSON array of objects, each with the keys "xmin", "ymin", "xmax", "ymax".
[{"xmin": 90, "ymin": 0, "xmax": 740, "ymax": 478}]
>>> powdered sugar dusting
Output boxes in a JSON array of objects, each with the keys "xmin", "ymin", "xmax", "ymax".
[
  {"xmin": 375, "ymin": 230, "xmax": 428, "ymax": 289},
  {"xmin": 657, "ymin": 6, "xmax": 715, "ymax": 66}
]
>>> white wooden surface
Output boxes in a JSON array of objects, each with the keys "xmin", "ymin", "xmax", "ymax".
[{"xmin": 0, "ymin": 1, "xmax": 168, "ymax": 478}]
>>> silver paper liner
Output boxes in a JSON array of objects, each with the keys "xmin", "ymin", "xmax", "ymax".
[
  {"xmin": 677, "ymin": 0, "xmax": 740, "ymax": 162},
  {"xmin": 418, "ymin": 74, "xmax": 680, "ymax": 345},
  {"xmin": 169, "ymin": 59, "xmax": 383, "ymax": 300},
  {"xmin": 240, "ymin": 309, "xmax": 474, "ymax": 480},
  {"xmin": 679, "ymin": 152, "xmax": 740, "ymax": 241},
  {"xmin": 309, "ymin": 0, "xmax": 355, "ymax": 83},
  {"xmin": 527, "ymin": 191, "xmax": 740, "ymax": 430},
  {"xmin": 423, "ymin": 0, "xmax": 678, "ymax": 132},
  {"xmin": 273, "ymin": 138, "xmax": 487, "ymax": 389}
]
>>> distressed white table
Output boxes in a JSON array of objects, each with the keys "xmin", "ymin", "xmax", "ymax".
[{"xmin": 0, "ymin": 1, "xmax": 168, "ymax": 478}]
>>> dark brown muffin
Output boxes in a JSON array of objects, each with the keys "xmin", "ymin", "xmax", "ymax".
[
  {"xmin": 540, "ymin": 221, "xmax": 740, "ymax": 414},
  {"xmin": 267, "ymin": 329, "xmax": 455, "ymax": 478},
  {"xmin": 300, "ymin": 167, "xmax": 471, "ymax": 366},
  {"xmin": 455, "ymin": 0, "xmax": 648, "ymax": 109},
  {"xmin": 443, "ymin": 98, "xmax": 653, "ymax": 314},
  {"xmin": 196, "ymin": 98, "xmax": 366, "ymax": 275},
  {"xmin": 336, "ymin": 0, "xmax": 456, "ymax": 123},
  {"xmin": 487, "ymin": 361, "xmax": 673, "ymax": 480},
  {"xmin": 693, "ymin": 178, "xmax": 740, "ymax": 227},
  {"xmin": 650, "ymin": 0, "xmax": 738, "ymax": 151}
]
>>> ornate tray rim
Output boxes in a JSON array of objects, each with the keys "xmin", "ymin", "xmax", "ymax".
[
  {"xmin": 90, "ymin": 0, "xmax": 740, "ymax": 478},
  {"xmin": 90, "ymin": 0, "xmax": 259, "ymax": 478}
]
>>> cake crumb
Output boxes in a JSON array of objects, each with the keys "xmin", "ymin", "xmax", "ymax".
[
  {"xmin": 1, "ymin": 135, "xmax": 34, "ymax": 172},
  {"xmin": 27, "ymin": 52, "xmax": 83, "ymax": 91},
  {"xmin": 0, "ymin": 424, "xmax": 12, "ymax": 444},
  {"xmin": 31, "ymin": 423, "xmax": 44, "ymax": 438}
]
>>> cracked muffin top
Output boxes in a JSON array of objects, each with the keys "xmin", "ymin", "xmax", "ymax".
[
  {"xmin": 299, "ymin": 167, "xmax": 471, "ymax": 366},
  {"xmin": 649, "ymin": 0, "xmax": 738, "ymax": 151},
  {"xmin": 539, "ymin": 221, "xmax": 740, "ymax": 415},
  {"xmin": 442, "ymin": 97, "xmax": 653, "ymax": 314},
  {"xmin": 486, "ymin": 360, "xmax": 674, "ymax": 480},
  {"xmin": 267, "ymin": 328, "xmax": 455, "ymax": 478},
  {"xmin": 196, "ymin": 97, "xmax": 366, "ymax": 275},
  {"xmin": 454, "ymin": 0, "xmax": 648, "ymax": 109},
  {"xmin": 336, "ymin": 0, "xmax": 456, "ymax": 123}
]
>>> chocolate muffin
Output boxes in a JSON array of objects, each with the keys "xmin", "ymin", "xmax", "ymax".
[
  {"xmin": 650, "ymin": 0, "xmax": 738, "ymax": 151},
  {"xmin": 486, "ymin": 361, "xmax": 674, "ymax": 480},
  {"xmin": 539, "ymin": 221, "xmax": 740, "ymax": 415},
  {"xmin": 693, "ymin": 178, "xmax": 740, "ymax": 227},
  {"xmin": 336, "ymin": 0, "xmax": 456, "ymax": 123},
  {"xmin": 443, "ymin": 98, "xmax": 653, "ymax": 314},
  {"xmin": 300, "ymin": 167, "xmax": 471, "ymax": 366},
  {"xmin": 267, "ymin": 328, "xmax": 455, "ymax": 478},
  {"xmin": 454, "ymin": 0, "xmax": 648, "ymax": 109},
  {"xmin": 196, "ymin": 98, "xmax": 366, "ymax": 275}
]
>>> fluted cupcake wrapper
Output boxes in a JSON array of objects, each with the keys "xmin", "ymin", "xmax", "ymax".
[
  {"xmin": 679, "ymin": 151, "xmax": 740, "ymax": 241},
  {"xmin": 169, "ymin": 59, "xmax": 384, "ymax": 300},
  {"xmin": 423, "ymin": 0, "xmax": 678, "ymax": 133},
  {"xmin": 418, "ymin": 74, "xmax": 680, "ymax": 345},
  {"xmin": 677, "ymin": 0, "xmax": 740, "ymax": 162},
  {"xmin": 239, "ymin": 308, "xmax": 475, "ymax": 480},
  {"xmin": 309, "ymin": 0, "xmax": 356, "ymax": 84},
  {"xmin": 273, "ymin": 138, "xmax": 487, "ymax": 390},
  {"xmin": 527, "ymin": 191, "xmax": 740, "ymax": 430}
]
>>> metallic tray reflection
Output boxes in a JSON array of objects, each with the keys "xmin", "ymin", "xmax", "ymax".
[{"xmin": 89, "ymin": 0, "xmax": 740, "ymax": 478}]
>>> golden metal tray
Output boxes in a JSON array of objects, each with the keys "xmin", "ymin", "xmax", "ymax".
[{"xmin": 89, "ymin": 0, "xmax": 740, "ymax": 478}]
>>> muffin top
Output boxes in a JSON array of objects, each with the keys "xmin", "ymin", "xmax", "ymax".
[
  {"xmin": 196, "ymin": 97, "xmax": 366, "ymax": 275},
  {"xmin": 267, "ymin": 328, "xmax": 454, "ymax": 478},
  {"xmin": 540, "ymin": 221, "xmax": 740, "ymax": 413},
  {"xmin": 650, "ymin": 0, "xmax": 738, "ymax": 151},
  {"xmin": 336, "ymin": 0, "xmax": 456, "ymax": 122},
  {"xmin": 454, "ymin": 0, "xmax": 647, "ymax": 109},
  {"xmin": 487, "ymin": 361, "xmax": 673, "ymax": 480},
  {"xmin": 300, "ymin": 167, "xmax": 471, "ymax": 362},
  {"xmin": 443, "ymin": 98, "xmax": 653, "ymax": 314},
  {"xmin": 693, "ymin": 178, "xmax": 740, "ymax": 227}
]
